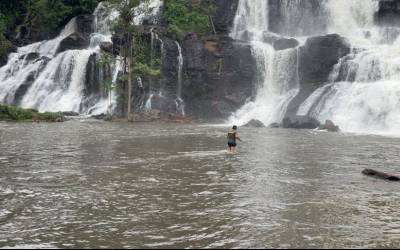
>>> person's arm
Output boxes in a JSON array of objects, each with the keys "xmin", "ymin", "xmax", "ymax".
[{"xmin": 236, "ymin": 133, "xmax": 242, "ymax": 141}]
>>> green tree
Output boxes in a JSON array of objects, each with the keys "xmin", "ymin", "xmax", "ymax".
[{"xmin": 107, "ymin": 0, "xmax": 150, "ymax": 120}]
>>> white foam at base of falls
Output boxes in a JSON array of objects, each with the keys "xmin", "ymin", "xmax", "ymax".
[
  {"xmin": 230, "ymin": 0, "xmax": 400, "ymax": 135},
  {"xmin": 230, "ymin": 42, "xmax": 299, "ymax": 125},
  {"xmin": 229, "ymin": 0, "xmax": 300, "ymax": 126},
  {"xmin": 297, "ymin": 0, "xmax": 400, "ymax": 135}
]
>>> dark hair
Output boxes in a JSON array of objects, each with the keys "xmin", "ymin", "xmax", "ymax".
[{"xmin": 232, "ymin": 125, "xmax": 237, "ymax": 130}]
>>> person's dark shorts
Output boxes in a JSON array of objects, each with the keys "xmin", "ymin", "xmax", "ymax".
[{"xmin": 228, "ymin": 143, "xmax": 237, "ymax": 147}]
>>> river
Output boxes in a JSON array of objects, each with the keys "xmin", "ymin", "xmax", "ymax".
[{"xmin": 1, "ymin": 121, "xmax": 400, "ymax": 248}]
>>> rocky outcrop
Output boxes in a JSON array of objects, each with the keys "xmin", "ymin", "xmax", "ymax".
[
  {"xmin": 81, "ymin": 53, "xmax": 111, "ymax": 113},
  {"xmin": 319, "ymin": 120, "xmax": 340, "ymax": 132},
  {"xmin": 299, "ymin": 34, "xmax": 350, "ymax": 86},
  {"xmin": 57, "ymin": 15, "xmax": 93, "ymax": 54},
  {"xmin": 269, "ymin": 122, "xmax": 280, "ymax": 128},
  {"xmin": 213, "ymin": 0, "xmax": 239, "ymax": 34},
  {"xmin": 182, "ymin": 35, "xmax": 257, "ymax": 119},
  {"xmin": 282, "ymin": 116, "xmax": 320, "ymax": 129},
  {"xmin": 375, "ymin": 0, "xmax": 400, "ymax": 27},
  {"xmin": 286, "ymin": 34, "xmax": 350, "ymax": 117},
  {"xmin": 244, "ymin": 119, "xmax": 266, "ymax": 128},
  {"xmin": 100, "ymin": 42, "xmax": 113, "ymax": 54},
  {"xmin": 57, "ymin": 33, "xmax": 89, "ymax": 53},
  {"xmin": 273, "ymin": 38, "xmax": 299, "ymax": 50},
  {"xmin": 157, "ymin": 34, "xmax": 256, "ymax": 120}
]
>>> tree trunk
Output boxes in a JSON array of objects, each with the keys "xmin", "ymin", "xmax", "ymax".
[{"xmin": 127, "ymin": 58, "xmax": 132, "ymax": 121}]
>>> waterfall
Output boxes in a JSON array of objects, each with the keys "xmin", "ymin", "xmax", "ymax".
[
  {"xmin": 229, "ymin": 0, "xmax": 300, "ymax": 126},
  {"xmin": 0, "ymin": 17, "xmax": 92, "ymax": 112},
  {"xmin": 175, "ymin": 41, "xmax": 185, "ymax": 116},
  {"xmin": 145, "ymin": 93, "xmax": 154, "ymax": 111},
  {"xmin": 230, "ymin": 0, "xmax": 400, "ymax": 135},
  {"xmin": 0, "ymin": 0, "xmax": 163, "ymax": 115},
  {"xmin": 145, "ymin": 28, "xmax": 164, "ymax": 112},
  {"xmin": 297, "ymin": 0, "xmax": 400, "ymax": 135}
]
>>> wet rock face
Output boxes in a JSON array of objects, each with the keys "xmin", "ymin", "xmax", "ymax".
[
  {"xmin": 244, "ymin": 119, "xmax": 266, "ymax": 128},
  {"xmin": 57, "ymin": 33, "xmax": 89, "ymax": 53},
  {"xmin": 286, "ymin": 33, "xmax": 350, "ymax": 117},
  {"xmin": 273, "ymin": 38, "xmax": 299, "ymax": 50},
  {"xmin": 282, "ymin": 116, "xmax": 321, "ymax": 129},
  {"xmin": 375, "ymin": 0, "xmax": 400, "ymax": 27},
  {"xmin": 213, "ymin": 0, "xmax": 240, "ymax": 34},
  {"xmin": 57, "ymin": 15, "xmax": 94, "ymax": 53},
  {"xmin": 320, "ymin": 120, "xmax": 340, "ymax": 132},
  {"xmin": 157, "ymin": 35, "xmax": 256, "ymax": 120},
  {"xmin": 181, "ymin": 35, "xmax": 257, "ymax": 119},
  {"xmin": 299, "ymin": 34, "xmax": 350, "ymax": 85}
]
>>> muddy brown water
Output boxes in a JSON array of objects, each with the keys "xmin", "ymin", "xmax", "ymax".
[{"xmin": 1, "ymin": 120, "xmax": 400, "ymax": 248}]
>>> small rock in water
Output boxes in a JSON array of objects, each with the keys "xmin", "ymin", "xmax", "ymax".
[
  {"xmin": 319, "ymin": 120, "xmax": 340, "ymax": 132},
  {"xmin": 282, "ymin": 116, "xmax": 320, "ymax": 129},
  {"xmin": 269, "ymin": 122, "xmax": 280, "ymax": 128},
  {"xmin": 244, "ymin": 119, "xmax": 266, "ymax": 128}
]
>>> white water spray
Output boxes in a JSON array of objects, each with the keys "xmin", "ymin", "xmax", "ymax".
[{"xmin": 229, "ymin": 0, "xmax": 300, "ymax": 126}]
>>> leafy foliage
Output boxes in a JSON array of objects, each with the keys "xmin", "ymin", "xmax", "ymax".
[
  {"xmin": 164, "ymin": 0, "xmax": 215, "ymax": 40},
  {"xmin": 0, "ymin": 0, "xmax": 100, "ymax": 39}
]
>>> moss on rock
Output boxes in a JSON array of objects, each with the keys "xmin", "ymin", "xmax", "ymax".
[{"xmin": 0, "ymin": 104, "xmax": 64, "ymax": 122}]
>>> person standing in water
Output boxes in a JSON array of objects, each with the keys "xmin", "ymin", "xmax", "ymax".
[{"xmin": 227, "ymin": 125, "xmax": 241, "ymax": 153}]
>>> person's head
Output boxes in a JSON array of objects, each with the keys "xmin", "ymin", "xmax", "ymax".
[{"xmin": 232, "ymin": 125, "xmax": 237, "ymax": 130}]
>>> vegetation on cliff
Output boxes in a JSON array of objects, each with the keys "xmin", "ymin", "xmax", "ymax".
[
  {"xmin": 164, "ymin": 0, "xmax": 216, "ymax": 39},
  {"xmin": 0, "ymin": 104, "xmax": 64, "ymax": 122}
]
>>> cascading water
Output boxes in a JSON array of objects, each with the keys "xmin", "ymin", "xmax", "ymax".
[
  {"xmin": 175, "ymin": 41, "xmax": 185, "ymax": 116},
  {"xmin": 0, "ymin": 3, "xmax": 119, "ymax": 115},
  {"xmin": 297, "ymin": 0, "xmax": 400, "ymax": 135},
  {"xmin": 0, "ymin": 0, "xmax": 164, "ymax": 115},
  {"xmin": 229, "ymin": 0, "xmax": 300, "ymax": 126},
  {"xmin": 144, "ymin": 28, "xmax": 164, "ymax": 112},
  {"xmin": 230, "ymin": 0, "xmax": 400, "ymax": 135}
]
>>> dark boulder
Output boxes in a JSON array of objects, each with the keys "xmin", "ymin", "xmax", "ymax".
[
  {"xmin": 100, "ymin": 42, "xmax": 113, "ymax": 54},
  {"xmin": 24, "ymin": 52, "xmax": 40, "ymax": 61},
  {"xmin": 375, "ymin": 0, "xmax": 400, "ymax": 27},
  {"xmin": 319, "ymin": 120, "xmax": 340, "ymax": 132},
  {"xmin": 57, "ymin": 33, "xmax": 89, "ymax": 53},
  {"xmin": 282, "ymin": 116, "xmax": 320, "ymax": 129},
  {"xmin": 285, "ymin": 34, "xmax": 350, "ymax": 117},
  {"xmin": 299, "ymin": 34, "xmax": 350, "ymax": 86},
  {"xmin": 269, "ymin": 122, "xmax": 280, "ymax": 128},
  {"xmin": 56, "ymin": 15, "xmax": 93, "ymax": 54},
  {"xmin": 273, "ymin": 38, "xmax": 299, "ymax": 51},
  {"xmin": 244, "ymin": 119, "xmax": 266, "ymax": 128},
  {"xmin": 362, "ymin": 168, "xmax": 400, "ymax": 181}
]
